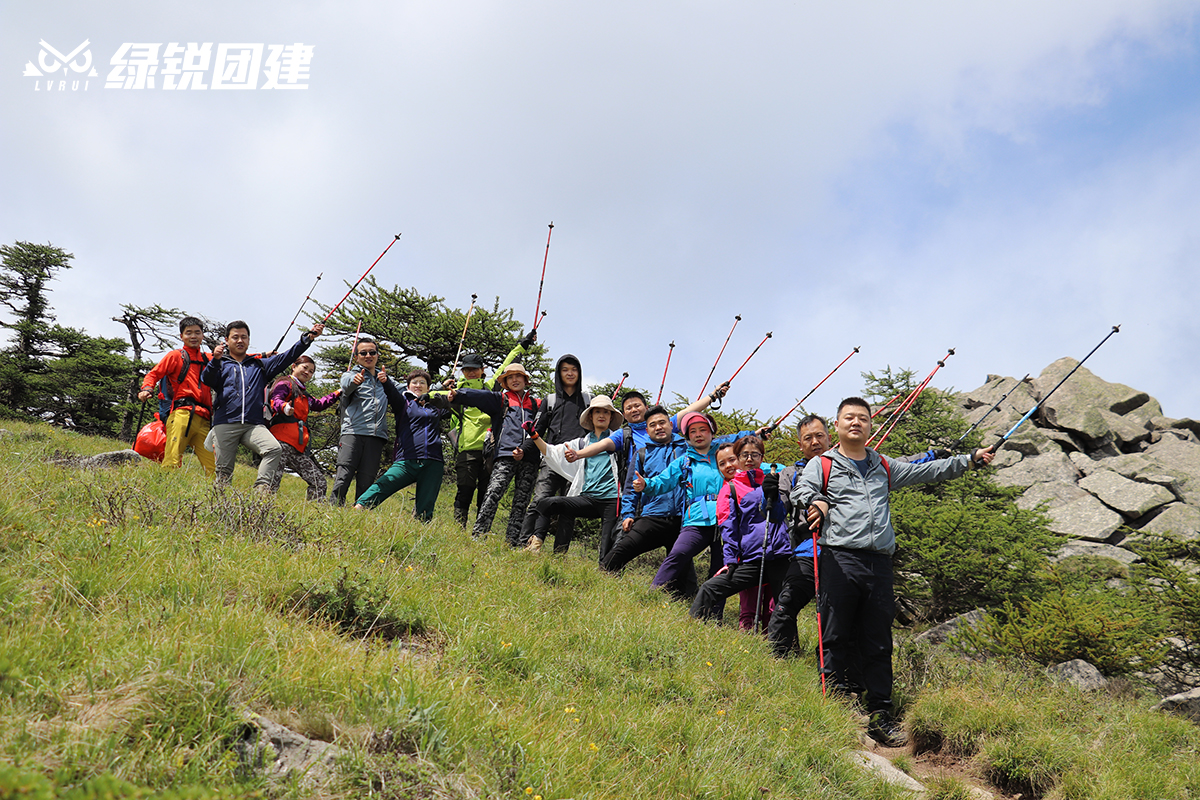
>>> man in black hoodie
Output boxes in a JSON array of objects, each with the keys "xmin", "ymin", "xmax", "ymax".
[{"xmin": 518, "ymin": 354, "xmax": 591, "ymax": 548}]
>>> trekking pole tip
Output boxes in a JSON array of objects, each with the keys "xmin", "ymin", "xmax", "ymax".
[
  {"xmin": 622, "ymin": 371, "xmax": 629, "ymax": 378},
  {"xmin": 947, "ymin": 347, "xmax": 956, "ymax": 355},
  {"xmin": 735, "ymin": 314, "xmax": 742, "ymax": 321},
  {"xmin": 766, "ymin": 331, "xmax": 773, "ymax": 338},
  {"xmin": 669, "ymin": 341, "xmax": 675, "ymax": 348},
  {"xmin": 394, "ymin": 233, "xmax": 402, "ymax": 239},
  {"xmin": 853, "ymin": 345, "xmax": 861, "ymax": 352},
  {"xmin": 1113, "ymin": 324, "xmax": 1121, "ymax": 333},
  {"xmin": 548, "ymin": 221, "xmax": 554, "ymax": 228}
]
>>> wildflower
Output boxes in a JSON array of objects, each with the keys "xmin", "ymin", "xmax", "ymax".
[
  {"xmin": 406, "ymin": 565, "xmax": 414, "ymax": 572},
  {"xmin": 588, "ymin": 742, "xmax": 599, "ymax": 752},
  {"xmin": 501, "ymin": 641, "xmax": 512, "ymax": 649},
  {"xmin": 717, "ymin": 709, "xmax": 726, "ymax": 716},
  {"xmin": 706, "ymin": 661, "xmax": 712, "ymax": 667},
  {"xmin": 564, "ymin": 705, "xmax": 576, "ymax": 713},
  {"xmin": 781, "ymin": 727, "xmax": 788, "ymax": 733},
  {"xmin": 535, "ymin": 795, "xmax": 542, "ymax": 800},
  {"xmin": 525, "ymin": 789, "xmax": 533, "ymax": 795}
]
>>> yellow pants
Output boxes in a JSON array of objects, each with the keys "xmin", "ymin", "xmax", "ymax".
[{"xmin": 163, "ymin": 408, "xmax": 215, "ymax": 476}]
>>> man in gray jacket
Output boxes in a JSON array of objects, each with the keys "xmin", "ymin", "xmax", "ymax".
[
  {"xmin": 793, "ymin": 396, "xmax": 993, "ymax": 747},
  {"xmin": 331, "ymin": 336, "xmax": 392, "ymax": 505}
]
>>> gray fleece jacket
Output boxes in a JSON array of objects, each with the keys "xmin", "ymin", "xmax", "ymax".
[{"xmin": 791, "ymin": 447, "xmax": 972, "ymax": 554}]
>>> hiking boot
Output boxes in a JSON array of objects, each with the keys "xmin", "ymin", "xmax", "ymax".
[
  {"xmin": 524, "ymin": 536, "xmax": 543, "ymax": 553},
  {"xmin": 867, "ymin": 713, "xmax": 909, "ymax": 748},
  {"xmin": 452, "ymin": 506, "xmax": 468, "ymax": 528}
]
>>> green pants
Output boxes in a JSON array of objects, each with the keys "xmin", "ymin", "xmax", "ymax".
[{"xmin": 356, "ymin": 459, "xmax": 444, "ymax": 521}]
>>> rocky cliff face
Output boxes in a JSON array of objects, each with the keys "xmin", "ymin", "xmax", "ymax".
[{"xmin": 956, "ymin": 358, "xmax": 1200, "ymax": 563}]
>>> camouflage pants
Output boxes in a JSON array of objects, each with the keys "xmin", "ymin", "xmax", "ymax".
[
  {"xmin": 269, "ymin": 442, "xmax": 329, "ymax": 501},
  {"xmin": 472, "ymin": 458, "xmax": 539, "ymax": 545}
]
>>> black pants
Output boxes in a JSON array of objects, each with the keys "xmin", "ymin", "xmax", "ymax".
[
  {"xmin": 453, "ymin": 449, "xmax": 491, "ymax": 525},
  {"xmin": 519, "ymin": 464, "xmax": 571, "ymax": 544},
  {"xmin": 767, "ymin": 555, "xmax": 817, "ymax": 657},
  {"xmin": 331, "ymin": 434, "xmax": 386, "ymax": 506},
  {"xmin": 819, "ymin": 547, "xmax": 895, "ymax": 714},
  {"xmin": 691, "ymin": 558, "xmax": 791, "ymax": 623},
  {"xmin": 600, "ymin": 516, "xmax": 698, "ymax": 597},
  {"xmin": 532, "ymin": 495, "xmax": 618, "ymax": 558}
]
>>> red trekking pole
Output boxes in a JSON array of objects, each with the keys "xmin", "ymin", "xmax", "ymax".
[
  {"xmin": 656, "ymin": 341, "xmax": 675, "ymax": 405},
  {"xmin": 813, "ymin": 522, "xmax": 827, "ymax": 696},
  {"xmin": 871, "ymin": 389, "xmax": 907, "ymax": 419},
  {"xmin": 869, "ymin": 348, "xmax": 955, "ymax": 449},
  {"xmin": 709, "ymin": 332, "xmax": 771, "ymax": 410},
  {"xmin": 766, "ymin": 346, "xmax": 860, "ymax": 432},
  {"xmin": 323, "ymin": 234, "xmax": 401, "ymax": 323},
  {"xmin": 532, "ymin": 222, "xmax": 554, "ymax": 330},
  {"xmin": 610, "ymin": 372, "xmax": 629, "ymax": 401},
  {"xmin": 698, "ymin": 315, "xmax": 740, "ymax": 400}
]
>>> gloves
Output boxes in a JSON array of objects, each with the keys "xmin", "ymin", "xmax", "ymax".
[
  {"xmin": 933, "ymin": 448, "xmax": 952, "ymax": 460},
  {"xmin": 521, "ymin": 420, "xmax": 538, "ymax": 438},
  {"xmin": 761, "ymin": 472, "xmax": 780, "ymax": 503},
  {"xmin": 520, "ymin": 329, "xmax": 537, "ymax": 348}
]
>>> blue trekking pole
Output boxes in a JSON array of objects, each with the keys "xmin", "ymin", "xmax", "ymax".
[
  {"xmin": 953, "ymin": 373, "xmax": 1030, "ymax": 448},
  {"xmin": 993, "ymin": 325, "xmax": 1121, "ymax": 450}
]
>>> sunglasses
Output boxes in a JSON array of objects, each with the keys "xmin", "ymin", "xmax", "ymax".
[{"xmin": 357, "ymin": 350, "xmax": 378, "ymax": 356}]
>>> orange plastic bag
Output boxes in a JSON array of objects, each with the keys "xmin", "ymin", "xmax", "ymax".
[{"xmin": 134, "ymin": 415, "xmax": 167, "ymax": 462}]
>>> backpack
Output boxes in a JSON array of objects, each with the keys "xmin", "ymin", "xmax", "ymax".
[
  {"xmin": 615, "ymin": 422, "xmax": 635, "ymax": 483},
  {"xmin": 819, "ymin": 452, "xmax": 891, "ymax": 494}
]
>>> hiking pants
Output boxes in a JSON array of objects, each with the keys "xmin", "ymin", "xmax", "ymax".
[
  {"xmin": 819, "ymin": 547, "xmax": 895, "ymax": 714},
  {"xmin": 269, "ymin": 441, "xmax": 329, "ymax": 501},
  {"xmin": 164, "ymin": 408, "xmax": 215, "ymax": 476},
  {"xmin": 767, "ymin": 555, "xmax": 817, "ymax": 657},
  {"xmin": 739, "ymin": 585, "xmax": 774, "ymax": 632},
  {"xmin": 532, "ymin": 494, "xmax": 618, "ymax": 557},
  {"xmin": 356, "ymin": 459, "xmax": 444, "ymax": 521},
  {"xmin": 453, "ymin": 449, "xmax": 491, "ymax": 525},
  {"xmin": 519, "ymin": 464, "xmax": 572, "ymax": 545},
  {"xmin": 599, "ymin": 516, "xmax": 697, "ymax": 596},
  {"xmin": 211, "ymin": 423, "xmax": 282, "ymax": 491},
  {"xmin": 651, "ymin": 524, "xmax": 721, "ymax": 600},
  {"xmin": 473, "ymin": 457, "xmax": 538, "ymax": 544},
  {"xmin": 691, "ymin": 558, "xmax": 791, "ymax": 623},
  {"xmin": 331, "ymin": 434, "xmax": 386, "ymax": 506}
]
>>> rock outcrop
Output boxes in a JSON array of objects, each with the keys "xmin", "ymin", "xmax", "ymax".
[{"xmin": 956, "ymin": 359, "xmax": 1200, "ymax": 559}]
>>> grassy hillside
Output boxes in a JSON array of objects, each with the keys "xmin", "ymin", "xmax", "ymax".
[{"xmin": 1, "ymin": 421, "xmax": 1198, "ymax": 799}]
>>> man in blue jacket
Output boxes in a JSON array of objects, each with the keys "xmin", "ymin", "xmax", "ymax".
[
  {"xmin": 794, "ymin": 397, "xmax": 993, "ymax": 747},
  {"xmin": 201, "ymin": 320, "xmax": 323, "ymax": 491}
]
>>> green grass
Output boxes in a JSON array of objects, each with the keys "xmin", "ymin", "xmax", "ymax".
[{"xmin": 2, "ymin": 420, "xmax": 1198, "ymax": 799}]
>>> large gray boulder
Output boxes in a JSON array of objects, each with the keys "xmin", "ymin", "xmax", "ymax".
[
  {"xmin": 913, "ymin": 608, "xmax": 988, "ymax": 646},
  {"xmin": 1078, "ymin": 470, "xmax": 1175, "ymax": 519},
  {"xmin": 236, "ymin": 714, "xmax": 339, "ymax": 787},
  {"xmin": 1137, "ymin": 503, "xmax": 1200, "ymax": 542},
  {"xmin": 1143, "ymin": 437, "xmax": 1200, "ymax": 507},
  {"xmin": 1045, "ymin": 659, "xmax": 1108, "ymax": 691},
  {"xmin": 1153, "ymin": 688, "xmax": 1200, "ymax": 724},
  {"xmin": 1016, "ymin": 481, "xmax": 1089, "ymax": 512},
  {"xmin": 1035, "ymin": 358, "xmax": 1156, "ymax": 449},
  {"xmin": 1046, "ymin": 495, "xmax": 1124, "ymax": 542},
  {"xmin": 993, "ymin": 451, "xmax": 1080, "ymax": 489},
  {"xmin": 1053, "ymin": 539, "xmax": 1138, "ymax": 564}
]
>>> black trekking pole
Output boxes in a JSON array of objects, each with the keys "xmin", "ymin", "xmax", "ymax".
[
  {"xmin": 322, "ymin": 234, "xmax": 401, "ymax": 323},
  {"xmin": 273, "ymin": 272, "xmax": 323, "ymax": 352},
  {"xmin": 766, "ymin": 346, "xmax": 860, "ymax": 433},
  {"xmin": 610, "ymin": 372, "xmax": 629, "ymax": 401},
  {"xmin": 655, "ymin": 341, "xmax": 675, "ymax": 405},
  {"xmin": 698, "ymin": 315, "xmax": 740, "ymax": 400},
  {"xmin": 136, "ymin": 398, "xmax": 148, "ymax": 431},
  {"xmin": 532, "ymin": 223, "xmax": 554, "ymax": 330},
  {"xmin": 953, "ymin": 374, "xmax": 1030, "ymax": 448},
  {"xmin": 994, "ymin": 325, "xmax": 1121, "ymax": 450}
]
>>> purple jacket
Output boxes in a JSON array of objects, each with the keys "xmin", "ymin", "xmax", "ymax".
[{"xmin": 716, "ymin": 468, "xmax": 791, "ymax": 568}]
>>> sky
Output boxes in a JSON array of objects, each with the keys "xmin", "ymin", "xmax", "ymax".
[{"xmin": 4, "ymin": 1, "xmax": 1200, "ymax": 423}]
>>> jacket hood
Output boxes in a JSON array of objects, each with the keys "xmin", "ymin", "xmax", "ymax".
[{"xmin": 554, "ymin": 353, "xmax": 583, "ymax": 399}]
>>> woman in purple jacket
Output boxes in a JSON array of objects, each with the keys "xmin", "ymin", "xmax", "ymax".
[
  {"xmin": 354, "ymin": 369, "xmax": 452, "ymax": 521},
  {"xmin": 690, "ymin": 436, "xmax": 793, "ymax": 624}
]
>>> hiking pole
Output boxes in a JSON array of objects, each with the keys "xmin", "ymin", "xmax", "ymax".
[
  {"xmin": 322, "ymin": 234, "xmax": 401, "ymax": 323},
  {"xmin": 953, "ymin": 374, "xmax": 1030, "ymax": 448},
  {"xmin": 610, "ymin": 372, "xmax": 629, "ymax": 401},
  {"xmin": 656, "ymin": 341, "xmax": 675, "ymax": 405},
  {"xmin": 136, "ymin": 398, "xmax": 147, "ymax": 431},
  {"xmin": 813, "ymin": 522, "xmax": 827, "ymax": 696},
  {"xmin": 272, "ymin": 272, "xmax": 323, "ymax": 352},
  {"xmin": 995, "ymin": 325, "xmax": 1121, "ymax": 450},
  {"xmin": 346, "ymin": 320, "xmax": 363, "ymax": 372},
  {"xmin": 698, "ymin": 315, "xmax": 741, "ymax": 399},
  {"xmin": 710, "ymin": 332, "xmax": 772, "ymax": 410},
  {"xmin": 870, "ymin": 348, "xmax": 955, "ymax": 450},
  {"xmin": 450, "ymin": 293, "xmax": 478, "ymax": 379},
  {"xmin": 532, "ymin": 222, "xmax": 554, "ymax": 329},
  {"xmin": 868, "ymin": 350, "xmax": 954, "ymax": 444},
  {"xmin": 766, "ymin": 346, "xmax": 860, "ymax": 432},
  {"xmin": 871, "ymin": 389, "xmax": 907, "ymax": 419}
]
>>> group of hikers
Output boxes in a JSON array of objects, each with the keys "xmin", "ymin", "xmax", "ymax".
[{"xmin": 138, "ymin": 314, "xmax": 996, "ymax": 747}]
